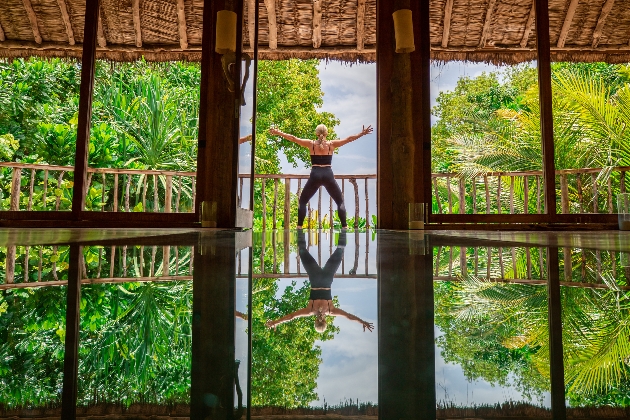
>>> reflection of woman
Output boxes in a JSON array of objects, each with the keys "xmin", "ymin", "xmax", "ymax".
[
  {"xmin": 269, "ymin": 124, "xmax": 373, "ymax": 229},
  {"xmin": 266, "ymin": 231, "xmax": 374, "ymax": 333}
]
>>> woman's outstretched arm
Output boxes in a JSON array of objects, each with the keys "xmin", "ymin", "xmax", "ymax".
[
  {"xmin": 265, "ymin": 307, "xmax": 312, "ymax": 329},
  {"xmin": 269, "ymin": 128, "xmax": 313, "ymax": 149},
  {"xmin": 328, "ymin": 125, "xmax": 373, "ymax": 148},
  {"xmin": 329, "ymin": 307, "xmax": 374, "ymax": 332}
]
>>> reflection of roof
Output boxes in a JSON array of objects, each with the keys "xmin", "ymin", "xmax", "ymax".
[{"xmin": 1, "ymin": 0, "xmax": 629, "ymax": 64}]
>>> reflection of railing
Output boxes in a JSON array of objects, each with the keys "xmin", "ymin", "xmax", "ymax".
[{"xmin": 432, "ymin": 166, "xmax": 630, "ymax": 215}]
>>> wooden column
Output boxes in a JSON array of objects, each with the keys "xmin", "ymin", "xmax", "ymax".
[
  {"xmin": 196, "ymin": 0, "xmax": 244, "ymax": 228},
  {"xmin": 378, "ymin": 232, "xmax": 435, "ymax": 419},
  {"xmin": 535, "ymin": 0, "xmax": 557, "ymax": 220},
  {"xmin": 191, "ymin": 232, "xmax": 236, "ymax": 420},
  {"xmin": 71, "ymin": 0, "xmax": 99, "ymax": 216},
  {"xmin": 61, "ymin": 245, "xmax": 82, "ymax": 419},
  {"xmin": 377, "ymin": 0, "xmax": 430, "ymax": 229}
]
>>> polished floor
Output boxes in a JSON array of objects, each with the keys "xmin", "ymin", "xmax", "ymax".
[{"xmin": 1, "ymin": 228, "xmax": 630, "ymax": 419}]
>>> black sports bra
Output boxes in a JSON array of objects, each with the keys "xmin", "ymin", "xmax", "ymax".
[{"xmin": 311, "ymin": 140, "xmax": 333, "ymax": 165}]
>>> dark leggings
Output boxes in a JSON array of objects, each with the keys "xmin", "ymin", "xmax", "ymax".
[
  {"xmin": 298, "ymin": 231, "xmax": 345, "ymax": 290},
  {"xmin": 298, "ymin": 167, "xmax": 346, "ymax": 227}
]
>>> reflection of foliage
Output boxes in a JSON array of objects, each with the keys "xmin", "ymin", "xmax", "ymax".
[
  {"xmin": 0, "ymin": 286, "xmax": 67, "ymax": 408},
  {"xmin": 434, "ymin": 246, "xmax": 630, "ymax": 407}
]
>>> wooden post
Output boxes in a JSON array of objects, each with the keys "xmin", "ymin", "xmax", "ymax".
[
  {"xmin": 547, "ymin": 246, "xmax": 567, "ymax": 419},
  {"xmin": 378, "ymin": 0, "xmax": 429, "ymax": 229},
  {"xmin": 535, "ymin": 0, "xmax": 558, "ymax": 221},
  {"xmin": 71, "ymin": 0, "xmax": 99, "ymax": 216},
  {"xmin": 195, "ymin": 0, "xmax": 244, "ymax": 228},
  {"xmin": 560, "ymin": 175, "xmax": 569, "ymax": 214}
]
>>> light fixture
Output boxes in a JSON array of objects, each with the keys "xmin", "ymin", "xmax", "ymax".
[
  {"xmin": 216, "ymin": 10, "xmax": 237, "ymax": 54},
  {"xmin": 392, "ymin": 9, "xmax": 415, "ymax": 53}
]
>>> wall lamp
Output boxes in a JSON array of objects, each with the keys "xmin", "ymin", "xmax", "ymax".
[
  {"xmin": 216, "ymin": 9, "xmax": 252, "ymax": 105},
  {"xmin": 393, "ymin": 9, "xmax": 415, "ymax": 53}
]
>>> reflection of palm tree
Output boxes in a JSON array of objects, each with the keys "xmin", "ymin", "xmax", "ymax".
[{"xmin": 266, "ymin": 231, "xmax": 373, "ymax": 333}]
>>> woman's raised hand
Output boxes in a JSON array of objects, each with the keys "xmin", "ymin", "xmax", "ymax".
[
  {"xmin": 269, "ymin": 128, "xmax": 282, "ymax": 136},
  {"xmin": 360, "ymin": 125, "xmax": 374, "ymax": 136},
  {"xmin": 362, "ymin": 321, "xmax": 374, "ymax": 332},
  {"xmin": 265, "ymin": 319, "xmax": 277, "ymax": 330}
]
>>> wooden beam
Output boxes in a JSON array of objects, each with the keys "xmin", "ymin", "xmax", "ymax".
[
  {"xmin": 312, "ymin": 0, "xmax": 322, "ymax": 48},
  {"xmin": 441, "ymin": 0, "xmax": 453, "ymax": 48},
  {"xmin": 520, "ymin": 1, "xmax": 535, "ymax": 48},
  {"xmin": 557, "ymin": 0, "xmax": 579, "ymax": 48},
  {"xmin": 71, "ymin": 0, "xmax": 99, "ymax": 216},
  {"xmin": 0, "ymin": 21, "xmax": 4, "ymax": 41},
  {"xmin": 264, "ymin": 0, "xmax": 277, "ymax": 49},
  {"xmin": 592, "ymin": 0, "xmax": 614, "ymax": 48},
  {"xmin": 97, "ymin": 6, "xmax": 106, "ymax": 47},
  {"xmin": 176, "ymin": 0, "xmax": 188, "ymax": 49},
  {"xmin": 357, "ymin": 0, "xmax": 366, "ymax": 50},
  {"xmin": 536, "ymin": 0, "xmax": 558, "ymax": 221},
  {"xmin": 132, "ymin": 0, "xmax": 142, "ymax": 47},
  {"xmin": 56, "ymin": 0, "xmax": 75, "ymax": 45},
  {"xmin": 22, "ymin": 0, "xmax": 42, "ymax": 44},
  {"xmin": 247, "ymin": 0, "xmax": 255, "ymax": 48},
  {"xmin": 478, "ymin": 0, "xmax": 497, "ymax": 47}
]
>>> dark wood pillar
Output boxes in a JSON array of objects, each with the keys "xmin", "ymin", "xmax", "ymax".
[
  {"xmin": 377, "ymin": 0, "xmax": 430, "ymax": 229},
  {"xmin": 196, "ymin": 0, "xmax": 244, "ymax": 228},
  {"xmin": 547, "ymin": 246, "xmax": 567, "ymax": 419},
  {"xmin": 61, "ymin": 244, "xmax": 82, "ymax": 419},
  {"xmin": 191, "ymin": 232, "xmax": 236, "ymax": 420},
  {"xmin": 378, "ymin": 233, "xmax": 436, "ymax": 419},
  {"xmin": 535, "ymin": 0, "xmax": 558, "ymax": 220},
  {"xmin": 71, "ymin": 0, "xmax": 99, "ymax": 215}
]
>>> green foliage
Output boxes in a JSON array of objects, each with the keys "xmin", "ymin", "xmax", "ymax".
[{"xmin": 0, "ymin": 134, "xmax": 18, "ymax": 161}]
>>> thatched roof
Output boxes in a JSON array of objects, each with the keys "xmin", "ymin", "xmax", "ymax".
[{"xmin": 1, "ymin": 0, "xmax": 630, "ymax": 64}]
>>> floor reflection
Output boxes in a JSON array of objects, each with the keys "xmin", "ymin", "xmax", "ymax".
[{"xmin": 1, "ymin": 229, "xmax": 630, "ymax": 419}]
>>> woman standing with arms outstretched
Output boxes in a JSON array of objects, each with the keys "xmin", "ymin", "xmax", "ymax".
[{"xmin": 269, "ymin": 124, "xmax": 373, "ymax": 229}]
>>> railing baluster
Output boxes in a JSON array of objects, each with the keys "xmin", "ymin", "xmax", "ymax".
[
  {"xmin": 38, "ymin": 247, "xmax": 42, "ymax": 281},
  {"xmin": 484, "ymin": 175, "xmax": 490, "ymax": 214},
  {"xmin": 524, "ymin": 176, "xmax": 529, "ymax": 214},
  {"xmin": 497, "ymin": 176, "xmax": 502, "ymax": 214},
  {"xmin": 239, "ymin": 176, "xmax": 244, "ymax": 207},
  {"xmin": 5, "ymin": 246, "xmax": 16, "ymax": 283},
  {"xmin": 101, "ymin": 173, "xmax": 106, "ymax": 211},
  {"xmin": 10, "ymin": 167, "xmax": 21, "ymax": 211},
  {"xmin": 459, "ymin": 177, "xmax": 465, "ymax": 214},
  {"xmin": 434, "ymin": 177, "xmax": 443, "ymax": 214},
  {"xmin": 97, "ymin": 247, "xmax": 102, "ymax": 279},
  {"xmin": 175, "ymin": 246, "xmax": 179, "ymax": 273},
  {"xmin": 261, "ymin": 231, "xmax": 266, "ymax": 273},
  {"xmin": 434, "ymin": 246, "xmax": 442, "ymax": 276},
  {"xmin": 608, "ymin": 177, "xmax": 613, "ymax": 213},
  {"xmin": 592, "ymin": 173, "xmax": 598, "ymax": 213},
  {"xmin": 43, "ymin": 170, "xmax": 48, "ymax": 210},
  {"xmin": 123, "ymin": 245, "xmax": 128, "ymax": 277},
  {"xmin": 139, "ymin": 246, "xmax": 144, "ymax": 277},
  {"xmin": 165, "ymin": 175, "xmax": 173, "ymax": 213},
  {"xmin": 350, "ymin": 178, "xmax": 359, "ymax": 229},
  {"xmin": 110, "ymin": 246, "xmax": 116, "ymax": 278},
  {"xmin": 577, "ymin": 174, "xmax": 584, "ymax": 213},
  {"xmin": 163, "ymin": 246, "xmax": 170, "ymax": 276},
  {"xmin": 487, "ymin": 247, "xmax": 492, "ymax": 280},
  {"xmin": 113, "ymin": 173, "xmax": 119, "ymax": 212},
  {"xmin": 84, "ymin": 172, "xmax": 93, "ymax": 211},
  {"xmin": 273, "ymin": 179, "xmax": 278, "ymax": 230},
  {"xmin": 536, "ymin": 175, "xmax": 541, "ymax": 214},
  {"xmin": 27, "ymin": 169, "xmax": 35, "ymax": 211},
  {"xmin": 24, "ymin": 246, "xmax": 30, "ymax": 282},
  {"xmin": 318, "ymin": 186, "xmax": 322, "ymax": 229},
  {"xmin": 189, "ymin": 247, "xmax": 194, "ymax": 275},
  {"xmin": 509, "ymin": 176, "xmax": 514, "ymax": 214},
  {"xmin": 176, "ymin": 176, "xmax": 182, "ymax": 213},
  {"xmin": 460, "ymin": 248, "xmax": 467, "ymax": 277},
  {"xmin": 153, "ymin": 174, "xmax": 159, "ymax": 213},
  {"xmin": 150, "ymin": 246, "xmax": 156, "ymax": 277},
  {"xmin": 560, "ymin": 174, "xmax": 569, "ymax": 214},
  {"xmin": 55, "ymin": 171, "xmax": 64, "ymax": 211},
  {"xmin": 191, "ymin": 176, "xmax": 196, "ymax": 209},
  {"xmin": 365, "ymin": 178, "xmax": 369, "ymax": 228},
  {"xmin": 472, "ymin": 177, "xmax": 477, "ymax": 214},
  {"xmin": 512, "ymin": 248, "xmax": 517, "ymax": 279},
  {"xmin": 125, "ymin": 174, "xmax": 132, "ymax": 212},
  {"xmin": 142, "ymin": 174, "xmax": 148, "ymax": 212},
  {"xmin": 262, "ymin": 179, "xmax": 267, "ymax": 229},
  {"xmin": 284, "ymin": 178, "xmax": 291, "ymax": 228},
  {"xmin": 526, "ymin": 248, "xmax": 532, "ymax": 279},
  {"xmin": 498, "ymin": 247, "xmax": 504, "ymax": 279},
  {"xmin": 447, "ymin": 176, "xmax": 453, "ymax": 214}
]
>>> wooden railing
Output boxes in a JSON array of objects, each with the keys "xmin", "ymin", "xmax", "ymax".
[
  {"xmin": 0, "ymin": 163, "xmax": 375, "ymax": 226},
  {"xmin": 432, "ymin": 166, "xmax": 630, "ymax": 215}
]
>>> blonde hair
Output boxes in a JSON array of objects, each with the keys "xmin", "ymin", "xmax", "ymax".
[
  {"xmin": 314, "ymin": 318, "xmax": 328, "ymax": 333},
  {"xmin": 315, "ymin": 124, "xmax": 328, "ymax": 141}
]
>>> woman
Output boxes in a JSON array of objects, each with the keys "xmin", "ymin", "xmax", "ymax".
[
  {"xmin": 269, "ymin": 124, "xmax": 373, "ymax": 229},
  {"xmin": 266, "ymin": 231, "xmax": 374, "ymax": 333}
]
